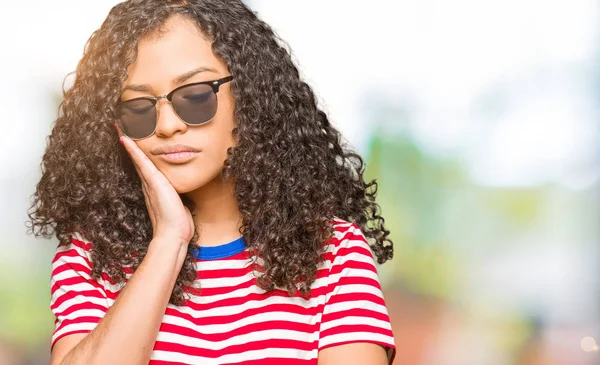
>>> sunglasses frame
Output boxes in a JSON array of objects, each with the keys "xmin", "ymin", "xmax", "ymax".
[{"xmin": 116, "ymin": 75, "xmax": 234, "ymax": 140}]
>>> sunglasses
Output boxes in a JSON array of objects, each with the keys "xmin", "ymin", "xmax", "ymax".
[{"xmin": 116, "ymin": 75, "xmax": 234, "ymax": 140}]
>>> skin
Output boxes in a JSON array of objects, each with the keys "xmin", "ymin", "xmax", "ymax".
[{"xmin": 52, "ymin": 14, "xmax": 389, "ymax": 365}]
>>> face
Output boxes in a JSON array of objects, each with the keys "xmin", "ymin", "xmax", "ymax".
[{"xmin": 119, "ymin": 15, "xmax": 236, "ymax": 194}]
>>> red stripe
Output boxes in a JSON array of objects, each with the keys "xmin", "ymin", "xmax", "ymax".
[
  {"xmin": 70, "ymin": 238, "xmax": 93, "ymax": 251},
  {"xmin": 329, "ymin": 259, "xmax": 377, "ymax": 276},
  {"xmin": 54, "ymin": 316, "xmax": 102, "ymax": 334},
  {"xmin": 325, "ymin": 292, "xmax": 386, "ymax": 307},
  {"xmin": 51, "ymin": 273, "xmax": 106, "ymax": 293},
  {"xmin": 197, "ymin": 267, "xmax": 254, "ymax": 279},
  {"xmin": 100, "ymin": 272, "xmax": 128, "ymax": 289},
  {"xmin": 184, "ymin": 276, "xmax": 255, "ymax": 296},
  {"xmin": 166, "ymin": 303, "xmax": 325, "ymax": 326},
  {"xmin": 158, "ymin": 320, "xmax": 318, "ymax": 342},
  {"xmin": 321, "ymin": 307, "xmax": 391, "ymax": 324},
  {"xmin": 52, "ymin": 248, "xmax": 93, "ymax": 267},
  {"xmin": 51, "ymin": 288, "xmax": 107, "ymax": 310},
  {"xmin": 328, "ymin": 225, "xmax": 364, "ymax": 246},
  {"xmin": 192, "ymin": 287, "xmax": 327, "ymax": 309},
  {"xmin": 153, "ymin": 338, "xmax": 317, "ymax": 358},
  {"xmin": 223, "ymin": 358, "xmax": 314, "ymax": 365},
  {"xmin": 320, "ymin": 324, "xmax": 394, "ymax": 339},
  {"xmin": 332, "ymin": 275, "xmax": 384, "ymax": 292},
  {"xmin": 51, "ymin": 261, "xmax": 91, "ymax": 277},
  {"xmin": 333, "ymin": 244, "xmax": 374, "ymax": 261},
  {"xmin": 337, "ymin": 274, "xmax": 382, "ymax": 287},
  {"xmin": 52, "ymin": 301, "xmax": 108, "ymax": 319},
  {"xmin": 51, "ymin": 329, "xmax": 93, "ymax": 352}
]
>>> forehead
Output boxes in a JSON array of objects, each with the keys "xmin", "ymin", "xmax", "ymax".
[{"xmin": 123, "ymin": 15, "xmax": 224, "ymax": 89}]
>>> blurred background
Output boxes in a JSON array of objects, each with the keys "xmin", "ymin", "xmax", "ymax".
[{"xmin": 0, "ymin": 0, "xmax": 598, "ymax": 364}]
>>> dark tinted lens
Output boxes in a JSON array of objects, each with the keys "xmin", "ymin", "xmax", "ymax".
[
  {"xmin": 171, "ymin": 83, "xmax": 217, "ymax": 125},
  {"xmin": 117, "ymin": 99, "xmax": 156, "ymax": 139}
]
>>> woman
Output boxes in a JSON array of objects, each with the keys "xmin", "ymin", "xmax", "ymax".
[{"xmin": 28, "ymin": 0, "xmax": 396, "ymax": 364}]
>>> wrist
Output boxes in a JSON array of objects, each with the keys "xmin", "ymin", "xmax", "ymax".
[{"xmin": 150, "ymin": 235, "xmax": 189, "ymax": 250}]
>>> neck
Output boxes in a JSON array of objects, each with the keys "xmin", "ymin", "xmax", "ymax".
[{"xmin": 183, "ymin": 176, "xmax": 243, "ymax": 247}]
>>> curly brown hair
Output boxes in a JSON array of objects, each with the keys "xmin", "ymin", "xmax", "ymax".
[{"xmin": 27, "ymin": 0, "xmax": 393, "ymax": 305}]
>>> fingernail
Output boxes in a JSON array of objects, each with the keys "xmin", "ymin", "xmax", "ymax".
[
  {"xmin": 113, "ymin": 123, "xmax": 118, "ymax": 131},
  {"xmin": 119, "ymin": 137, "xmax": 123, "ymax": 144}
]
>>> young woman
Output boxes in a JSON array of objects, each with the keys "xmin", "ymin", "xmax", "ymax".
[{"xmin": 28, "ymin": 0, "xmax": 396, "ymax": 364}]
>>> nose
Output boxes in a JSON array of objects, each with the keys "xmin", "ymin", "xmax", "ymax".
[{"xmin": 153, "ymin": 98, "xmax": 188, "ymax": 138}]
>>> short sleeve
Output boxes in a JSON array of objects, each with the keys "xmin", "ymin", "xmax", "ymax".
[
  {"xmin": 49, "ymin": 234, "xmax": 109, "ymax": 351},
  {"xmin": 318, "ymin": 222, "xmax": 396, "ymax": 364}
]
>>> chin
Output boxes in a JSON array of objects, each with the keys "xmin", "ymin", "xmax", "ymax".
[
  {"xmin": 168, "ymin": 176, "xmax": 206, "ymax": 194},
  {"xmin": 162, "ymin": 167, "xmax": 223, "ymax": 194},
  {"xmin": 170, "ymin": 181, "xmax": 198, "ymax": 194}
]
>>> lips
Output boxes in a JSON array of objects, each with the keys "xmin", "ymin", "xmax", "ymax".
[
  {"xmin": 151, "ymin": 143, "xmax": 200, "ymax": 155},
  {"xmin": 156, "ymin": 151, "xmax": 199, "ymax": 164}
]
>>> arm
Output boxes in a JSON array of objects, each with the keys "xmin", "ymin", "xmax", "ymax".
[
  {"xmin": 51, "ymin": 237, "xmax": 189, "ymax": 365},
  {"xmin": 318, "ymin": 342, "xmax": 389, "ymax": 365},
  {"xmin": 51, "ymin": 133, "xmax": 196, "ymax": 365}
]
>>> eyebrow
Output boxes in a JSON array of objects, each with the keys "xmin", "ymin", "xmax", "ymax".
[{"xmin": 121, "ymin": 66, "xmax": 219, "ymax": 94}]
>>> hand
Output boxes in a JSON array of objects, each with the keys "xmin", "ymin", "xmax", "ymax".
[{"xmin": 116, "ymin": 127, "xmax": 195, "ymax": 247}]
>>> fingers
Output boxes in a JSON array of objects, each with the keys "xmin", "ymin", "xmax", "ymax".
[
  {"xmin": 114, "ymin": 123, "xmax": 153, "ymax": 202},
  {"xmin": 115, "ymin": 123, "xmax": 161, "ymax": 184},
  {"xmin": 119, "ymin": 136, "xmax": 151, "ymax": 176},
  {"xmin": 115, "ymin": 123, "xmax": 155, "ymax": 221}
]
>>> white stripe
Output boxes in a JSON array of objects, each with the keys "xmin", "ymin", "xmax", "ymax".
[
  {"xmin": 71, "ymin": 232, "xmax": 92, "ymax": 243},
  {"xmin": 327, "ymin": 283, "xmax": 384, "ymax": 298},
  {"xmin": 54, "ymin": 308, "xmax": 106, "ymax": 322},
  {"xmin": 195, "ymin": 258, "xmax": 254, "ymax": 271},
  {"xmin": 165, "ymin": 293, "xmax": 324, "ymax": 324},
  {"xmin": 52, "ymin": 254, "xmax": 92, "ymax": 271},
  {"xmin": 52, "ymin": 321, "xmax": 98, "ymax": 343},
  {"xmin": 56, "ymin": 240, "xmax": 92, "ymax": 257},
  {"xmin": 331, "ymin": 219, "xmax": 352, "ymax": 228},
  {"xmin": 327, "ymin": 268, "xmax": 380, "ymax": 289},
  {"xmin": 323, "ymin": 300, "xmax": 389, "ymax": 318},
  {"xmin": 102, "ymin": 280, "xmax": 126, "ymax": 293},
  {"xmin": 50, "ymin": 281, "xmax": 106, "ymax": 303},
  {"xmin": 51, "ymin": 267, "xmax": 95, "ymax": 282},
  {"xmin": 155, "ymin": 328, "xmax": 318, "ymax": 351},
  {"xmin": 318, "ymin": 331, "xmax": 394, "ymax": 349},
  {"xmin": 331, "ymin": 249, "xmax": 376, "ymax": 265},
  {"xmin": 161, "ymin": 308, "xmax": 322, "ymax": 335},
  {"xmin": 319, "ymin": 316, "xmax": 393, "ymax": 333},
  {"xmin": 185, "ymin": 275, "xmax": 330, "ymax": 304},
  {"xmin": 331, "ymin": 237, "xmax": 372, "ymax": 256},
  {"xmin": 150, "ymin": 347, "xmax": 316, "ymax": 364},
  {"xmin": 190, "ymin": 273, "xmax": 254, "ymax": 290},
  {"xmin": 51, "ymin": 288, "xmax": 108, "ymax": 310}
]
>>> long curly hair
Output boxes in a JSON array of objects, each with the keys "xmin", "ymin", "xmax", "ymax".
[{"xmin": 27, "ymin": 0, "xmax": 393, "ymax": 305}]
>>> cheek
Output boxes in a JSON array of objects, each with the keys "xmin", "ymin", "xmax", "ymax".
[
  {"xmin": 156, "ymin": 157, "xmax": 222, "ymax": 194},
  {"xmin": 205, "ymin": 116, "xmax": 238, "ymax": 159},
  {"xmin": 216, "ymin": 92, "xmax": 237, "ymax": 148}
]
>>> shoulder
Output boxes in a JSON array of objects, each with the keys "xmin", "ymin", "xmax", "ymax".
[
  {"xmin": 324, "ymin": 217, "xmax": 374, "ymax": 260},
  {"xmin": 320, "ymin": 217, "xmax": 379, "ymax": 277},
  {"xmin": 50, "ymin": 232, "xmax": 118, "ymax": 289},
  {"xmin": 52, "ymin": 232, "xmax": 95, "ymax": 269}
]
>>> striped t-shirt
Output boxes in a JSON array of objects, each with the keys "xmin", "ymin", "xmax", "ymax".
[{"xmin": 50, "ymin": 217, "xmax": 396, "ymax": 364}]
